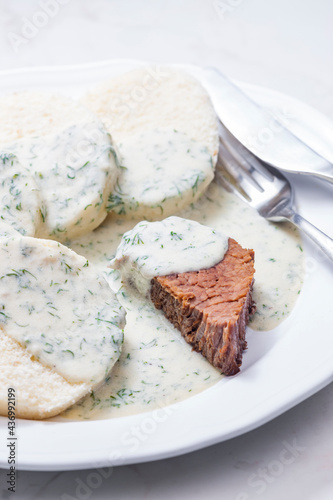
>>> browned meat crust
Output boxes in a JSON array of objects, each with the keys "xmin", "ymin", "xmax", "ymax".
[{"xmin": 150, "ymin": 238, "xmax": 256, "ymax": 375}]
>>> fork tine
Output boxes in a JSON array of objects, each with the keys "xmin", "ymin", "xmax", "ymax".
[
  {"xmin": 219, "ymin": 121, "xmax": 275, "ymax": 182},
  {"xmin": 217, "ymin": 128, "xmax": 294, "ymax": 213},
  {"xmin": 219, "ymin": 138, "xmax": 265, "ymax": 193},
  {"xmin": 214, "ymin": 166, "xmax": 237, "ymax": 194},
  {"xmin": 217, "ymin": 140, "xmax": 265, "ymax": 202},
  {"xmin": 215, "ymin": 159, "xmax": 248, "ymax": 201}
]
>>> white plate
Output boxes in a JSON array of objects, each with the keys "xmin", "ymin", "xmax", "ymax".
[{"xmin": 0, "ymin": 60, "xmax": 332, "ymax": 471}]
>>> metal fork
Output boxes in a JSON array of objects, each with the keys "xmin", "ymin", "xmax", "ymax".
[{"xmin": 216, "ymin": 122, "xmax": 333, "ymax": 263}]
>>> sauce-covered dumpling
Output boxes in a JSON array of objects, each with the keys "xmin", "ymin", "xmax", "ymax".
[
  {"xmin": 0, "ymin": 92, "xmax": 122, "ymax": 241},
  {"xmin": 3, "ymin": 122, "xmax": 121, "ymax": 241},
  {"xmin": 0, "ymin": 152, "xmax": 43, "ymax": 237},
  {"xmin": 83, "ymin": 67, "xmax": 219, "ymax": 219},
  {"xmin": 0, "ymin": 235, "xmax": 125, "ymax": 385},
  {"xmin": 108, "ymin": 129, "xmax": 214, "ymax": 218}
]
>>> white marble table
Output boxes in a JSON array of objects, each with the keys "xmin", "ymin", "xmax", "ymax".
[{"xmin": 0, "ymin": 0, "xmax": 332, "ymax": 498}]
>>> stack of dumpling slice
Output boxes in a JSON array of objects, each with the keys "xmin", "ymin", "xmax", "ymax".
[
  {"xmin": 0, "ymin": 66, "xmax": 219, "ymax": 419},
  {"xmin": 0, "ymin": 93, "xmax": 125, "ymax": 419}
]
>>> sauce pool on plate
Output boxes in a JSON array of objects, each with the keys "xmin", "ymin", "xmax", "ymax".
[{"xmin": 62, "ymin": 180, "xmax": 304, "ymax": 421}]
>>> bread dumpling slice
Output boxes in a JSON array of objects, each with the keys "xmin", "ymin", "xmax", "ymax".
[
  {"xmin": 0, "ymin": 92, "xmax": 122, "ymax": 240},
  {"xmin": 83, "ymin": 67, "xmax": 219, "ymax": 219},
  {"xmin": 0, "ymin": 333, "xmax": 90, "ymax": 420},
  {"xmin": 4, "ymin": 122, "xmax": 121, "ymax": 241},
  {"xmin": 0, "ymin": 235, "xmax": 125, "ymax": 419},
  {"xmin": 0, "ymin": 91, "xmax": 99, "ymax": 143}
]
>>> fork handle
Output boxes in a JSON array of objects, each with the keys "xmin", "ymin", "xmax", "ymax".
[
  {"xmin": 289, "ymin": 211, "xmax": 333, "ymax": 262},
  {"xmin": 313, "ymin": 165, "xmax": 333, "ymax": 184}
]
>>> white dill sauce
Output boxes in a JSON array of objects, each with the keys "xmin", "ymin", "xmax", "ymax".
[
  {"xmin": 63, "ymin": 180, "xmax": 304, "ymax": 421},
  {"xmin": 110, "ymin": 216, "xmax": 229, "ymax": 296}
]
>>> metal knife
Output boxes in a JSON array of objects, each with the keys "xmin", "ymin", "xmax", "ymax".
[{"xmin": 202, "ymin": 67, "xmax": 333, "ymax": 184}]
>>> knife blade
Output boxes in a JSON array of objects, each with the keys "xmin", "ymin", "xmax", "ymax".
[{"xmin": 202, "ymin": 67, "xmax": 333, "ymax": 184}]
